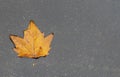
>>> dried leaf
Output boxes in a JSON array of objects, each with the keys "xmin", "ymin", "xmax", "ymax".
[{"xmin": 10, "ymin": 20, "xmax": 54, "ymax": 59}]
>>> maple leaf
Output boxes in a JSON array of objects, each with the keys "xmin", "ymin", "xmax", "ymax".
[{"xmin": 10, "ymin": 20, "xmax": 54, "ymax": 59}]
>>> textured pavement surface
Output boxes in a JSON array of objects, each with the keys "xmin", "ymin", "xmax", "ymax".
[{"xmin": 0, "ymin": 0, "xmax": 120, "ymax": 77}]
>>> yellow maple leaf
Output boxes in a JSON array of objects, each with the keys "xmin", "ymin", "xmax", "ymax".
[{"xmin": 10, "ymin": 20, "xmax": 54, "ymax": 59}]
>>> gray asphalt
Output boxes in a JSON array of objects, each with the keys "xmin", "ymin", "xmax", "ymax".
[{"xmin": 0, "ymin": 0, "xmax": 120, "ymax": 77}]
